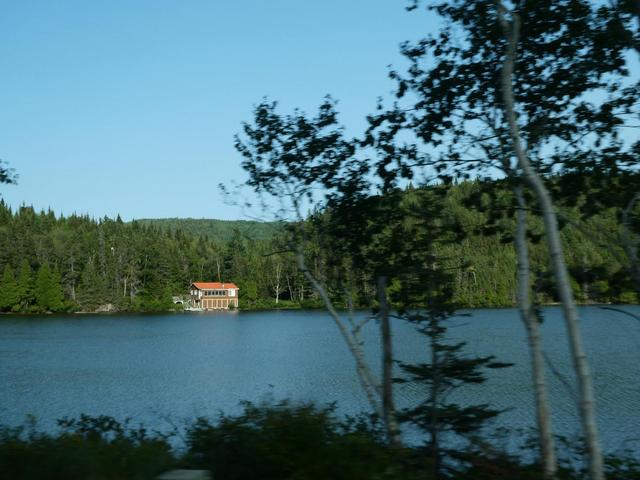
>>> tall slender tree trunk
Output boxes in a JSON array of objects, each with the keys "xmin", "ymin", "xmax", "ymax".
[
  {"xmin": 377, "ymin": 275, "xmax": 402, "ymax": 447},
  {"xmin": 273, "ymin": 262, "xmax": 282, "ymax": 304},
  {"xmin": 70, "ymin": 259, "xmax": 76, "ymax": 301},
  {"xmin": 515, "ymin": 185, "xmax": 557, "ymax": 478},
  {"xmin": 499, "ymin": 9, "xmax": 604, "ymax": 479},
  {"xmin": 286, "ymin": 274, "xmax": 295, "ymax": 302},
  {"xmin": 296, "ymin": 249, "xmax": 382, "ymax": 419}
]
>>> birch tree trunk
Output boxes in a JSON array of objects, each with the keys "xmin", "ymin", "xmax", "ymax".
[
  {"xmin": 70, "ymin": 259, "xmax": 77, "ymax": 301},
  {"xmin": 499, "ymin": 9, "xmax": 604, "ymax": 479},
  {"xmin": 295, "ymin": 249, "xmax": 383, "ymax": 420},
  {"xmin": 286, "ymin": 273, "xmax": 295, "ymax": 302},
  {"xmin": 377, "ymin": 275, "xmax": 402, "ymax": 447},
  {"xmin": 515, "ymin": 185, "xmax": 557, "ymax": 478},
  {"xmin": 274, "ymin": 262, "xmax": 282, "ymax": 304}
]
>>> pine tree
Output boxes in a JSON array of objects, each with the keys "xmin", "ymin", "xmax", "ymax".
[
  {"xmin": 35, "ymin": 263, "xmax": 53, "ymax": 312},
  {"xmin": 394, "ymin": 262, "xmax": 513, "ymax": 477},
  {"xmin": 77, "ymin": 259, "xmax": 106, "ymax": 310},
  {"xmin": 35, "ymin": 263, "xmax": 65, "ymax": 312},
  {"xmin": 49, "ymin": 267, "xmax": 65, "ymax": 311},
  {"xmin": 15, "ymin": 259, "xmax": 34, "ymax": 312},
  {"xmin": 0, "ymin": 264, "xmax": 18, "ymax": 311},
  {"xmin": 396, "ymin": 312, "xmax": 511, "ymax": 478},
  {"xmin": 389, "ymin": 192, "xmax": 512, "ymax": 478}
]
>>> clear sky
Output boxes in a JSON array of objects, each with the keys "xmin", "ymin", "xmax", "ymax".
[{"xmin": 0, "ymin": 0, "xmax": 436, "ymax": 221}]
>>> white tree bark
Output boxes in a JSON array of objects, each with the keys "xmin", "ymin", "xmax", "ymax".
[
  {"xmin": 273, "ymin": 262, "xmax": 282, "ymax": 304},
  {"xmin": 70, "ymin": 258, "xmax": 77, "ymax": 301},
  {"xmin": 286, "ymin": 272, "xmax": 296, "ymax": 301},
  {"xmin": 295, "ymin": 249, "xmax": 383, "ymax": 420},
  {"xmin": 498, "ymin": 7, "xmax": 604, "ymax": 479},
  {"xmin": 515, "ymin": 185, "xmax": 557, "ymax": 478}
]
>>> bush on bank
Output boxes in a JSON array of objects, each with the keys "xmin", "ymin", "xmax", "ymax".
[
  {"xmin": 1, "ymin": 401, "xmax": 639, "ymax": 480},
  {"xmin": 0, "ymin": 415, "xmax": 174, "ymax": 480}
]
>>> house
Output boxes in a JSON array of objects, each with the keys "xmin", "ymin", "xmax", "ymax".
[{"xmin": 189, "ymin": 282, "xmax": 239, "ymax": 310}]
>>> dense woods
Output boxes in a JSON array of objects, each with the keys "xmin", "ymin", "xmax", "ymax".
[
  {"xmin": 0, "ymin": 201, "xmax": 296, "ymax": 313},
  {"xmin": 0, "ymin": 176, "xmax": 636, "ymax": 314}
]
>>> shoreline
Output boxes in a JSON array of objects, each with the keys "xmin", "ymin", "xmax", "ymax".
[{"xmin": 1, "ymin": 302, "xmax": 638, "ymax": 316}]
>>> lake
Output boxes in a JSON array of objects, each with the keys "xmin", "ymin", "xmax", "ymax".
[{"xmin": 1, "ymin": 306, "xmax": 638, "ymax": 454}]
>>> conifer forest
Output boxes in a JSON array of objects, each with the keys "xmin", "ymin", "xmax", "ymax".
[{"xmin": 0, "ymin": 175, "xmax": 637, "ymax": 314}]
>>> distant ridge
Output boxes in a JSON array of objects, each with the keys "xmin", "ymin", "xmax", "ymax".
[{"xmin": 132, "ymin": 218, "xmax": 284, "ymax": 242}]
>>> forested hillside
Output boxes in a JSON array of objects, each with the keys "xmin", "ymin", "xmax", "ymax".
[
  {"xmin": 0, "ymin": 179, "xmax": 636, "ymax": 314},
  {"xmin": 435, "ymin": 181, "xmax": 636, "ymax": 307}
]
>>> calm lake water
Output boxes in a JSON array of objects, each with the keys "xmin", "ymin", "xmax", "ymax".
[{"xmin": 1, "ymin": 306, "xmax": 639, "ymax": 453}]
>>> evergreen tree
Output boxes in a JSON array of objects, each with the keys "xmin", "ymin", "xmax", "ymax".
[
  {"xmin": 0, "ymin": 264, "xmax": 18, "ymax": 311},
  {"xmin": 241, "ymin": 278, "xmax": 259, "ymax": 308},
  {"xmin": 14, "ymin": 260, "xmax": 34, "ymax": 312},
  {"xmin": 35, "ymin": 263, "xmax": 52, "ymax": 312},
  {"xmin": 379, "ymin": 189, "xmax": 513, "ymax": 477},
  {"xmin": 49, "ymin": 267, "xmax": 66, "ymax": 311},
  {"xmin": 77, "ymin": 259, "xmax": 106, "ymax": 310},
  {"xmin": 396, "ymin": 310, "xmax": 511, "ymax": 478},
  {"xmin": 34, "ymin": 263, "xmax": 65, "ymax": 312}
]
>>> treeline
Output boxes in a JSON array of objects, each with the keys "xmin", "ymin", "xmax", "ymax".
[
  {"xmin": 0, "ymin": 201, "xmax": 308, "ymax": 313},
  {"xmin": 0, "ymin": 177, "xmax": 635, "ymax": 314},
  {"xmin": 298, "ymin": 180, "xmax": 638, "ymax": 311}
]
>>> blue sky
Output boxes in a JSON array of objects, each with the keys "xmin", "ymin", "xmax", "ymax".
[{"xmin": 0, "ymin": 0, "xmax": 435, "ymax": 221}]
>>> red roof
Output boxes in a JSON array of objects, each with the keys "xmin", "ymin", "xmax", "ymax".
[{"xmin": 192, "ymin": 282, "xmax": 239, "ymax": 290}]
